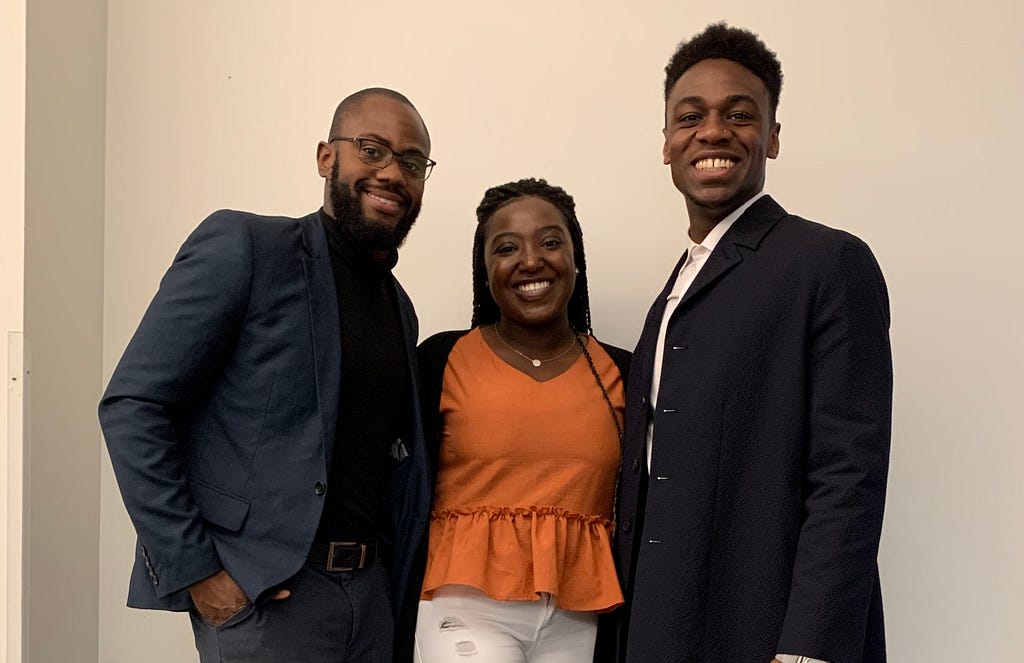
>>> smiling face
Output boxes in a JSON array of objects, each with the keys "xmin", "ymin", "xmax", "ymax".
[
  {"xmin": 663, "ymin": 58, "xmax": 781, "ymax": 231},
  {"xmin": 316, "ymin": 95, "xmax": 430, "ymax": 250},
  {"xmin": 483, "ymin": 196, "xmax": 576, "ymax": 334}
]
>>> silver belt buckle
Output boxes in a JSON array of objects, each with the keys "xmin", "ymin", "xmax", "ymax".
[{"xmin": 326, "ymin": 541, "xmax": 366, "ymax": 572}]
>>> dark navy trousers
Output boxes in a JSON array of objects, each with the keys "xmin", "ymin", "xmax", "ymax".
[{"xmin": 190, "ymin": 558, "xmax": 394, "ymax": 663}]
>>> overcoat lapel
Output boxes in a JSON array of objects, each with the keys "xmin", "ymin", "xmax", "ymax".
[
  {"xmin": 299, "ymin": 211, "xmax": 342, "ymax": 471},
  {"xmin": 631, "ymin": 249, "xmax": 690, "ymax": 395},
  {"xmin": 675, "ymin": 195, "xmax": 787, "ymax": 310}
]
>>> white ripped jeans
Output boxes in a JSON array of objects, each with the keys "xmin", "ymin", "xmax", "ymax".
[{"xmin": 414, "ymin": 585, "xmax": 598, "ymax": 663}]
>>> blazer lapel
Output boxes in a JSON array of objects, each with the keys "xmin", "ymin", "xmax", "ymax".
[
  {"xmin": 299, "ymin": 211, "xmax": 342, "ymax": 470},
  {"xmin": 392, "ymin": 279, "xmax": 423, "ymax": 462},
  {"xmin": 386, "ymin": 279, "xmax": 432, "ymax": 621}
]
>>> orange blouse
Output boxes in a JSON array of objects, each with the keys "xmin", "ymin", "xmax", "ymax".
[{"xmin": 420, "ymin": 328, "xmax": 625, "ymax": 612}]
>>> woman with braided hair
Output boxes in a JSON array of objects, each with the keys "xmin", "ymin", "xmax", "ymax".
[{"xmin": 410, "ymin": 178, "xmax": 628, "ymax": 663}]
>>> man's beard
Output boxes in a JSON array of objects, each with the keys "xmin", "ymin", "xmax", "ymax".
[{"xmin": 328, "ymin": 162, "xmax": 420, "ymax": 253}]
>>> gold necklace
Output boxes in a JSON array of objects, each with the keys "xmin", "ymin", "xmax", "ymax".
[{"xmin": 492, "ymin": 325, "xmax": 578, "ymax": 368}]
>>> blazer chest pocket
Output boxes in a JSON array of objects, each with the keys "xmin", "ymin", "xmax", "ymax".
[{"xmin": 188, "ymin": 476, "xmax": 251, "ymax": 532}]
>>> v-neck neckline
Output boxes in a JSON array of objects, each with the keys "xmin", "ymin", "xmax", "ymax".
[{"xmin": 473, "ymin": 327, "xmax": 588, "ymax": 384}]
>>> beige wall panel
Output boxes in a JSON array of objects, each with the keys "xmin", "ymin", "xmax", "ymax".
[
  {"xmin": 24, "ymin": 0, "xmax": 106, "ymax": 660},
  {"xmin": 1, "ymin": 0, "xmax": 26, "ymax": 658}
]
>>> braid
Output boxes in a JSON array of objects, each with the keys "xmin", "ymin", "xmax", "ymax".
[
  {"xmin": 576, "ymin": 335, "xmax": 622, "ymax": 441},
  {"xmin": 470, "ymin": 225, "xmax": 493, "ymax": 327},
  {"xmin": 576, "ymin": 333, "xmax": 624, "ymax": 522},
  {"xmin": 470, "ymin": 178, "xmax": 593, "ymax": 333}
]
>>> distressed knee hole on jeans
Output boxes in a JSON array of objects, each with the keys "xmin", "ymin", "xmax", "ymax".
[
  {"xmin": 454, "ymin": 640, "xmax": 478, "ymax": 656},
  {"xmin": 438, "ymin": 616, "xmax": 467, "ymax": 632}
]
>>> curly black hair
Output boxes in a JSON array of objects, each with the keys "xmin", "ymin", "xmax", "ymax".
[
  {"xmin": 470, "ymin": 178, "xmax": 592, "ymax": 334},
  {"xmin": 664, "ymin": 22, "xmax": 783, "ymax": 118}
]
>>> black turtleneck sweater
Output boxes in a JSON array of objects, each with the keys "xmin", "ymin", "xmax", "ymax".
[{"xmin": 314, "ymin": 210, "xmax": 412, "ymax": 543}]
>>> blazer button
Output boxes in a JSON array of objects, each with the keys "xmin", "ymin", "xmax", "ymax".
[
  {"xmin": 314, "ymin": 481, "xmax": 326, "ymax": 496},
  {"xmin": 621, "ymin": 519, "xmax": 632, "ymax": 533},
  {"xmin": 631, "ymin": 458, "xmax": 641, "ymax": 473}
]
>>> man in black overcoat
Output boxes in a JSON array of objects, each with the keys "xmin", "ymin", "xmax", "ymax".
[{"xmin": 614, "ymin": 23, "xmax": 892, "ymax": 663}]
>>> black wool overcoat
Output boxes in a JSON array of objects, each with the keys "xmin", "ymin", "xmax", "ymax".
[{"xmin": 614, "ymin": 196, "xmax": 892, "ymax": 663}]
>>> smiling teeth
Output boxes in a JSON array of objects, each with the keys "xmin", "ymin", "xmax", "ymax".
[
  {"xmin": 367, "ymin": 192, "xmax": 399, "ymax": 207},
  {"xmin": 517, "ymin": 281, "xmax": 551, "ymax": 293},
  {"xmin": 695, "ymin": 158, "xmax": 736, "ymax": 170}
]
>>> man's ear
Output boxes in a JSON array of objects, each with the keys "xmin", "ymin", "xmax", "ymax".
[
  {"xmin": 767, "ymin": 122, "xmax": 781, "ymax": 160},
  {"xmin": 662, "ymin": 127, "xmax": 671, "ymax": 165},
  {"xmin": 316, "ymin": 141, "xmax": 334, "ymax": 177}
]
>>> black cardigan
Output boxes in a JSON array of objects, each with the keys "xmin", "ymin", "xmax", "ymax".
[{"xmin": 395, "ymin": 328, "xmax": 631, "ymax": 663}]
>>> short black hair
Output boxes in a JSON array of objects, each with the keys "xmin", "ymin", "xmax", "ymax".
[
  {"xmin": 327, "ymin": 87, "xmax": 430, "ymax": 148},
  {"xmin": 471, "ymin": 178, "xmax": 592, "ymax": 334},
  {"xmin": 664, "ymin": 22, "xmax": 783, "ymax": 117}
]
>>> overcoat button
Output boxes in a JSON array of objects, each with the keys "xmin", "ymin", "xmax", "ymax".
[
  {"xmin": 314, "ymin": 481, "xmax": 326, "ymax": 496},
  {"xmin": 631, "ymin": 458, "xmax": 641, "ymax": 473},
  {"xmin": 621, "ymin": 519, "xmax": 632, "ymax": 533}
]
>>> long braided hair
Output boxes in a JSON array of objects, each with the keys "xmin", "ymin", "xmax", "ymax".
[{"xmin": 470, "ymin": 178, "xmax": 592, "ymax": 334}]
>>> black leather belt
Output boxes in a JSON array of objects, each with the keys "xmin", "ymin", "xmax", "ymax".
[{"xmin": 307, "ymin": 540, "xmax": 377, "ymax": 572}]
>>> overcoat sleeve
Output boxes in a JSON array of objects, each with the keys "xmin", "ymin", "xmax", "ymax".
[
  {"xmin": 98, "ymin": 212, "xmax": 253, "ymax": 598},
  {"xmin": 776, "ymin": 235, "xmax": 893, "ymax": 662}
]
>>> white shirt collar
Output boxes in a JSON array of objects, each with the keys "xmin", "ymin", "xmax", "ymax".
[{"xmin": 685, "ymin": 191, "xmax": 767, "ymax": 255}]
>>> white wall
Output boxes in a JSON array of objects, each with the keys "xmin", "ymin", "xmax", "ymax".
[
  {"xmin": 2, "ymin": 0, "xmax": 26, "ymax": 659},
  {"xmin": 98, "ymin": 1, "xmax": 1024, "ymax": 661}
]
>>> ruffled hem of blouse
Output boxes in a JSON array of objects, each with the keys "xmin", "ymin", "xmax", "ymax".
[
  {"xmin": 421, "ymin": 505, "xmax": 623, "ymax": 612},
  {"xmin": 431, "ymin": 505, "xmax": 615, "ymax": 531}
]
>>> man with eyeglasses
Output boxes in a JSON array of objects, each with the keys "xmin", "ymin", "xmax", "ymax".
[{"xmin": 100, "ymin": 87, "xmax": 435, "ymax": 662}]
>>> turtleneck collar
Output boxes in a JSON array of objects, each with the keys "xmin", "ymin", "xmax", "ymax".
[{"xmin": 319, "ymin": 208, "xmax": 399, "ymax": 274}]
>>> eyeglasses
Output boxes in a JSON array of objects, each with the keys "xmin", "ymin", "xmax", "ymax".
[{"xmin": 329, "ymin": 136, "xmax": 436, "ymax": 181}]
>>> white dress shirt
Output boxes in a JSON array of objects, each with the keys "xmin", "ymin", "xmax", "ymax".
[{"xmin": 646, "ymin": 191, "xmax": 828, "ymax": 663}]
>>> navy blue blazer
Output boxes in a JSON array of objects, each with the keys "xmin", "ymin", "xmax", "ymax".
[
  {"xmin": 615, "ymin": 196, "xmax": 892, "ymax": 663},
  {"xmin": 99, "ymin": 210, "xmax": 431, "ymax": 620}
]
